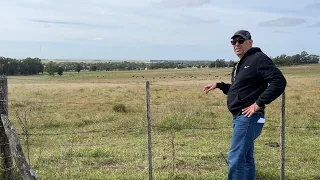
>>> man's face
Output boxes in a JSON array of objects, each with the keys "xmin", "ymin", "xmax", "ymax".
[{"xmin": 231, "ymin": 36, "xmax": 252, "ymax": 57}]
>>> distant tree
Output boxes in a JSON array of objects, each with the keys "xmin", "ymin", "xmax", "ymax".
[
  {"xmin": 90, "ymin": 65, "xmax": 97, "ymax": 71},
  {"xmin": 228, "ymin": 60, "xmax": 236, "ymax": 67},
  {"xmin": 291, "ymin": 54, "xmax": 301, "ymax": 65},
  {"xmin": 309, "ymin": 55, "xmax": 320, "ymax": 64},
  {"xmin": 46, "ymin": 61, "xmax": 56, "ymax": 76},
  {"xmin": 75, "ymin": 63, "xmax": 83, "ymax": 73},
  {"xmin": 22, "ymin": 57, "xmax": 44, "ymax": 74},
  {"xmin": 209, "ymin": 62, "xmax": 216, "ymax": 68},
  {"xmin": 19, "ymin": 61, "xmax": 29, "ymax": 75},
  {"xmin": 300, "ymin": 51, "xmax": 309, "ymax": 64},
  {"xmin": 216, "ymin": 59, "xmax": 226, "ymax": 68},
  {"xmin": 7, "ymin": 60, "xmax": 20, "ymax": 75},
  {"xmin": 57, "ymin": 66, "xmax": 64, "ymax": 76}
]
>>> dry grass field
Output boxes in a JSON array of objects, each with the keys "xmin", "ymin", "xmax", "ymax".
[{"xmin": 4, "ymin": 64, "xmax": 320, "ymax": 179}]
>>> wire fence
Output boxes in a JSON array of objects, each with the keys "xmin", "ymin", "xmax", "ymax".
[{"xmin": 1, "ymin": 79, "xmax": 320, "ymax": 180}]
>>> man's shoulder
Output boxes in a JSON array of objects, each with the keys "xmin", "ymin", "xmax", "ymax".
[{"xmin": 252, "ymin": 49, "xmax": 272, "ymax": 62}]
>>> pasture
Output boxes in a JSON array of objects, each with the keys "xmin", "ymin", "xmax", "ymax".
[{"xmin": 5, "ymin": 64, "xmax": 320, "ymax": 180}]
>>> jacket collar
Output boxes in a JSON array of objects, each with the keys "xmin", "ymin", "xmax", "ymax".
[{"xmin": 240, "ymin": 47, "xmax": 262, "ymax": 61}]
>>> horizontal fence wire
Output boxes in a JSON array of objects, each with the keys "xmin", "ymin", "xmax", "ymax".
[
  {"xmin": 37, "ymin": 155, "xmax": 127, "ymax": 159},
  {"xmin": 4, "ymin": 100, "xmax": 142, "ymax": 106},
  {"xmin": 19, "ymin": 143, "xmax": 111, "ymax": 147},
  {"xmin": 10, "ymin": 125, "xmax": 319, "ymax": 138},
  {"xmin": 3, "ymin": 77, "xmax": 139, "ymax": 81},
  {"xmin": 16, "ymin": 127, "xmax": 144, "ymax": 136},
  {"xmin": 38, "ymin": 154, "xmax": 175, "ymax": 159},
  {"xmin": 150, "ymin": 125, "xmax": 320, "ymax": 130},
  {"xmin": 2, "ymin": 77, "xmax": 45, "ymax": 80}
]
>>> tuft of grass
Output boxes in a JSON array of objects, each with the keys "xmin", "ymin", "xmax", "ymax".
[
  {"xmin": 160, "ymin": 114, "xmax": 197, "ymax": 131},
  {"xmin": 41, "ymin": 122, "xmax": 63, "ymax": 129},
  {"xmin": 69, "ymin": 148, "xmax": 115, "ymax": 158},
  {"xmin": 112, "ymin": 103, "xmax": 127, "ymax": 113},
  {"xmin": 11, "ymin": 102, "xmax": 27, "ymax": 108}
]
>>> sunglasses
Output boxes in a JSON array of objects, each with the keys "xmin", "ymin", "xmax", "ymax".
[{"xmin": 231, "ymin": 39, "xmax": 246, "ymax": 45}]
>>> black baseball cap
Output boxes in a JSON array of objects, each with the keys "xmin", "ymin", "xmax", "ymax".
[{"xmin": 231, "ymin": 30, "xmax": 251, "ymax": 40}]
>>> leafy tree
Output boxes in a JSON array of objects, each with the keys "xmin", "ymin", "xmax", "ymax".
[
  {"xmin": 209, "ymin": 62, "xmax": 216, "ymax": 68},
  {"xmin": 90, "ymin": 65, "xmax": 97, "ymax": 71},
  {"xmin": 215, "ymin": 59, "xmax": 226, "ymax": 68},
  {"xmin": 57, "ymin": 66, "xmax": 64, "ymax": 76},
  {"xmin": 300, "ymin": 51, "xmax": 309, "ymax": 64},
  {"xmin": 24, "ymin": 58, "xmax": 42, "ymax": 74},
  {"xmin": 46, "ymin": 61, "xmax": 57, "ymax": 76},
  {"xmin": 75, "ymin": 63, "xmax": 83, "ymax": 73},
  {"xmin": 19, "ymin": 61, "xmax": 30, "ymax": 75}
]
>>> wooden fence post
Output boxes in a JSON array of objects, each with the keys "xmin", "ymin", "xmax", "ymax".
[
  {"xmin": 1, "ymin": 115, "xmax": 37, "ymax": 180},
  {"xmin": 0, "ymin": 76, "xmax": 14, "ymax": 180},
  {"xmin": 146, "ymin": 81, "xmax": 153, "ymax": 180},
  {"xmin": 280, "ymin": 92, "xmax": 285, "ymax": 180}
]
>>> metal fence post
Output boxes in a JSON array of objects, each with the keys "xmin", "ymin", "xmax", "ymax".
[
  {"xmin": 280, "ymin": 92, "xmax": 285, "ymax": 180},
  {"xmin": 146, "ymin": 81, "xmax": 153, "ymax": 180}
]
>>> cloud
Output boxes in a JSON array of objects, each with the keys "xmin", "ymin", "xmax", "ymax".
[
  {"xmin": 305, "ymin": 3, "xmax": 320, "ymax": 9},
  {"xmin": 250, "ymin": 6, "xmax": 301, "ymax": 16},
  {"xmin": 171, "ymin": 16, "xmax": 219, "ymax": 25},
  {"xmin": 258, "ymin": 17, "xmax": 307, "ymax": 27},
  {"xmin": 272, "ymin": 30, "xmax": 291, "ymax": 34},
  {"xmin": 194, "ymin": 19, "xmax": 220, "ymax": 24},
  {"xmin": 308, "ymin": 22, "xmax": 320, "ymax": 28},
  {"xmin": 90, "ymin": 37, "xmax": 103, "ymax": 41},
  {"xmin": 94, "ymin": 7, "xmax": 105, "ymax": 15},
  {"xmin": 26, "ymin": 19, "xmax": 118, "ymax": 29},
  {"xmin": 160, "ymin": 0, "xmax": 211, "ymax": 8}
]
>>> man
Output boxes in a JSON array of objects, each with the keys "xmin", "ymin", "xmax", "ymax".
[{"xmin": 203, "ymin": 30, "xmax": 286, "ymax": 180}]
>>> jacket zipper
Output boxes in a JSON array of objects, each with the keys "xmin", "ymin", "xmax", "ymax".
[{"xmin": 233, "ymin": 62, "xmax": 239, "ymax": 81}]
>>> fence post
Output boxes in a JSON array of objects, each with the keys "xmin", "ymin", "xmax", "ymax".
[
  {"xmin": 146, "ymin": 81, "xmax": 153, "ymax": 180},
  {"xmin": 280, "ymin": 92, "xmax": 285, "ymax": 180},
  {"xmin": 1, "ymin": 115, "xmax": 37, "ymax": 180},
  {"xmin": 171, "ymin": 130, "xmax": 175, "ymax": 174},
  {"xmin": 0, "ymin": 75, "xmax": 14, "ymax": 180}
]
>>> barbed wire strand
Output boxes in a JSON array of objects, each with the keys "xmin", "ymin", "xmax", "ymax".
[
  {"xmin": 16, "ymin": 126, "xmax": 144, "ymax": 136},
  {"xmin": 7, "ymin": 125, "xmax": 318, "ymax": 138},
  {"xmin": 2, "ymin": 100, "xmax": 142, "ymax": 106}
]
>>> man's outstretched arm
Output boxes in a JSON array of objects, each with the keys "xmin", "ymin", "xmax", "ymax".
[{"xmin": 216, "ymin": 82, "xmax": 231, "ymax": 95}]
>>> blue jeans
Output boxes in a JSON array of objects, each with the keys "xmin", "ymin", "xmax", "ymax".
[{"xmin": 228, "ymin": 114, "xmax": 264, "ymax": 180}]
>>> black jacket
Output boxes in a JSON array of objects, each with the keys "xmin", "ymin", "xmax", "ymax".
[{"xmin": 217, "ymin": 47, "xmax": 287, "ymax": 119}]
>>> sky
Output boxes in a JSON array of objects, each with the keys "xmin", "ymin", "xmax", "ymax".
[{"xmin": 0, "ymin": 0, "xmax": 320, "ymax": 61}]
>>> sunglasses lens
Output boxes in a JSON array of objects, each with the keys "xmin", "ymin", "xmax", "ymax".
[
  {"xmin": 238, "ymin": 39, "xmax": 245, "ymax": 44},
  {"xmin": 231, "ymin": 39, "xmax": 245, "ymax": 45}
]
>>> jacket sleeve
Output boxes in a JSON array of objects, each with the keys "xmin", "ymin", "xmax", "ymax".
[
  {"xmin": 216, "ymin": 82, "xmax": 231, "ymax": 95},
  {"xmin": 255, "ymin": 56, "xmax": 287, "ymax": 107}
]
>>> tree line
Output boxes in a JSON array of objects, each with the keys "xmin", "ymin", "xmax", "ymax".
[
  {"xmin": 0, "ymin": 51, "xmax": 318, "ymax": 75},
  {"xmin": 0, "ymin": 57, "xmax": 44, "ymax": 75},
  {"xmin": 272, "ymin": 51, "xmax": 319, "ymax": 66},
  {"xmin": 51, "ymin": 51, "xmax": 320, "ymax": 74}
]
